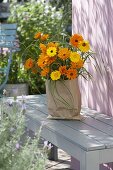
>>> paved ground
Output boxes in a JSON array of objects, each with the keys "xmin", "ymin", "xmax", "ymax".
[{"xmin": 46, "ymin": 149, "xmax": 71, "ymax": 170}]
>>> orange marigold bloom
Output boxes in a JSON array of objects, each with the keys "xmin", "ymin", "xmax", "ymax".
[
  {"xmin": 47, "ymin": 57, "xmax": 56, "ymax": 65},
  {"xmin": 37, "ymin": 54, "xmax": 49, "ymax": 68},
  {"xmin": 59, "ymin": 66, "xmax": 67, "ymax": 75},
  {"xmin": 58, "ymin": 48, "xmax": 70, "ymax": 60},
  {"xmin": 76, "ymin": 59, "xmax": 84, "ymax": 68},
  {"xmin": 40, "ymin": 34, "xmax": 49, "ymax": 41},
  {"xmin": 39, "ymin": 43, "xmax": 47, "ymax": 54},
  {"xmin": 70, "ymin": 34, "xmax": 84, "ymax": 48},
  {"xmin": 31, "ymin": 68, "xmax": 38, "ymax": 74},
  {"xmin": 47, "ymin": 42, "xmax": 59, "ymax": 48},
  {"xmin": 34, "ymin": 32, "xmax": 42, "ymax": 39},
  {"xmin": 66, "ymin": 69, "xmax": 77, "ymax": 80},
  {"xmin": 71, "ymin": 62, "xmax": 77, "ymax": 69},
  {"xmin": 24, "ymin": 58, "xmax": 34, "ymax": 69},
  {"xmin": 41, "ymin": 67, "xmax": 49, "ymax": 77}
]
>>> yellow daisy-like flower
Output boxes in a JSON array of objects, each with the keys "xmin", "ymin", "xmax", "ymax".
[
  {"xmin": 39, "ymin": 43, "xmax": 47, "ymax": 54},
  {"xmin": 66, "ymin": 69, "xmax": 77, "ymax": 80},
  {"xmin": 50, "ymin": 70, "xmax": 61, "ymax": 80},
  {"xmin": 24, "ymin": 58, "xmax": 34, "ymax": 69},
  {"xmin": 78, "ymin": 40, "xmax": 90, "ymax": 52},
  {"xmin": 70, "ymin": 52, "xmax": 81, "ymax": 63},
  {"xmin": 46, "ymin": 47, "xmax": 57, "ymax": 57},
  {"xmin": 40, "ymin": 34, "xmax": 49, "ymax": 41},
  {"xmin": 34, "ymin": 32, "xmax": 42, "ymax": 39},
  {"xmin": 58, "ymin": 48, "xmax": 70, "ymax": 60}
]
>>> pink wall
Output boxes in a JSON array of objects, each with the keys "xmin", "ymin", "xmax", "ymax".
[{"xmin": 71, "ymin": 0, "xmax": 113, "ymax": 169}]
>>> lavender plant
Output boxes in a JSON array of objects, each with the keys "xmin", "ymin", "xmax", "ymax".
[{"xmin": 0, "ymin": 92, "xmax": 49, "ymax": 170}]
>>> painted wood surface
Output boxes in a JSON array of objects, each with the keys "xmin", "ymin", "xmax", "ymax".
[
  {"xmin": 0, "ymin": 23, "xmax": 17, "ymax": 91},
  {"xmin": 72, "ymin": 0, "xmax": 113, "ymax": 169},
  {"xmin": 20, "ymin": 95, "xmax": 113, "ymax": 170}
]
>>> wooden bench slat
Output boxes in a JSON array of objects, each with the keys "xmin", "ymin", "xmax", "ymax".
[
  {"xmin": 0, "ymin": 24, "xmax": 17, "ymax": 29},
  {"xmin": 82, "ymin": 107, "xmax": 113, "ymax": 127},
  {"xmin": 0, "ymin": 35, "xmax": 16, "ymax": 41},
  {"xmin": 25, "ymin": 103, "xmax": 105, "ymax": 151},
  {"xmin": 59, "ymin": 120, "xmax": 113, "ymax": 148},
  {"xmin": 0, "ymin": 30, "xmax": 17, "ymax": 36}
]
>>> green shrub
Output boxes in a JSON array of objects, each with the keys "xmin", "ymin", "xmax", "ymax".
[
  {"xmin": 7, "ymin": 0, "xmax": 71, "ymax": 94},
  {"xmin": 0, "ymin": 94, "xmax": 49, "ymax": 170}
]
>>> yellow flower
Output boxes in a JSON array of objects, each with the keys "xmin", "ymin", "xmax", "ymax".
[
  {"xmin": 58, "ymin": 48, "xmax": 70, "ymax": 60},
  {"xmin": 24, "ymin": 58, "xmax": 34, "ymax": 69},
  {"xmin": 70, "ymin": 52, "xmax": 81, "ymax": 63},
  {"xmin": 70, "ymin": 34, "xmax": 84, "ymax": 48},
  {"xmin": 78, "ymin": 40, "xmax": 90, "ymax": 52},
  {"xmin": 34, "ymin": 32, "xmax": 42, "ymax": 39},
  {"xmin": 46, "ymin": 47, "xmax": 57, "ymax": 57},
  {"xmin": 50, "ymin": 70, "xmax": 61, "ymax": 80}
]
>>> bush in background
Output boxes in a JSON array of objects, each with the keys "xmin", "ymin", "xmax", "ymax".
[{"xmin": 8, "ymin": 0, "xmax": 71, "ymax": 94}]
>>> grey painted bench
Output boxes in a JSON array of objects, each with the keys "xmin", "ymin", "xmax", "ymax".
[
  {"xmin": 25, "ymin": 95, "xmax": 113, "ymax": 170},
  {"xmin": 0, "ymin": 23, "xmax": 18, "ymax": 91}
]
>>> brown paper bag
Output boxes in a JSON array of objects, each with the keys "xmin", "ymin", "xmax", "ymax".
[{"xmin": 46, "ymin": 79, "xmax": 81, "ymax": 120}]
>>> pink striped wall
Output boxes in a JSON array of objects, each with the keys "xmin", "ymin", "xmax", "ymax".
[{"xmin": 71, "ymin": 0, "xmax": 113, "ymax": 169}]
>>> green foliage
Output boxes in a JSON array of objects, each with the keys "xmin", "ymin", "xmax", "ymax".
[
  {"xmin": 0, "ymin": 95, "xmax": 48, "ymax": 170},
  {"xmin": 7, "ymin": 0, "xmax": 71, "ymax": 94}
]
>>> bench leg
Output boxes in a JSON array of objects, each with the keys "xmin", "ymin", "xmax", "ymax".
[
  {"xmin": 80, "ymin": 151, "xmax": 99, "ymax": 170},
  {"xmin": 48, "ymin": 144, "xmax": 58, "ymax": 161}
]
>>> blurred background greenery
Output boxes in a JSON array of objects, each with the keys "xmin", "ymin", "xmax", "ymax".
[{"xmin": 0, "ymin": 0, "xmax": 72, "ymax": 95}]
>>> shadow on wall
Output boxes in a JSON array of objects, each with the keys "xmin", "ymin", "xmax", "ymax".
[{"xmin": 73, "ymin": 0, "xmax": 113, "ymax": 117}]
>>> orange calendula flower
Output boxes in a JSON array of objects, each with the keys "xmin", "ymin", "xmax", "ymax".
[
  {"xmin": 37, "ymin": 54, "xmax": 49, "ymax": 68},
  {"xmin": 50, "ymin": 70, "xmax": 61, "ymax": 80},
  {"xmin": 40, "ymin": 34, "xmax": 49, "ymax": 41},
  {"xmin": 34, "ymin": 32, "xmax": 42, "ymax": 39},
  {"xmin": 59, "ymin": 66, "xmax": 67, "ymax": 75},
  {"xmin": 76, "ymin": 59, "xmax": 84, "ymax": 68},
  {"xmin": 47, "ymin": 42, "xmax": 59, "ymax": 48},
  {"xmin": 41, "ymin": 67, "xmax": 49, "ymax": 77},
  {"xmin": 24, "ymin": 58, "xmax": 34, "ymax": 69},
  {"xmin": 71, "ymin": 62, "xmax": 77, "ymax": 69},
  {"xmin": 66, "ymin": 69, "xmax": 77, "ymax": 80},
  {"xmin": 47, "ymin": 57, "xmax": 56, "ymax": 65},
  {"xmin": 39, "ymin": 43, "xmax": 47, "ymax": 54},
  {"xmin": 70, "ymin": 52, "xmax": 81, "ymax": 63},
  {"xmin": 46, "ymin": 47, "xmax": 57, "ymax": 57},
  {"xmin": 78, "ymin": 40, "xmax": 90, "ymax": 52},
  {"xmin": 58, "ymin": 48, "xmax": 70, "ymax": 60},
  {"xmin": 70, "ymin": 34, "xmax": 84, "ymax": 48},
  {"xmin": 31, "ymin": 68, "xmax": 38, "ymax": 74}
]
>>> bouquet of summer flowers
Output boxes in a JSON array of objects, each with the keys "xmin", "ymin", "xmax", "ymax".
[
  {"xmin": 24, "ymin": 32, "xmax": 94, "ymax": 120},
  {"xmin": 24, "ymin": 32, "xmax": 93, "ymax": 81}
]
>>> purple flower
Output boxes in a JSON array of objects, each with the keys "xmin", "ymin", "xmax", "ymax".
[{"xmin": 15, "ymin": 143, "xmax": 20, "ymax": 150}]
